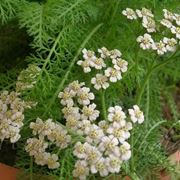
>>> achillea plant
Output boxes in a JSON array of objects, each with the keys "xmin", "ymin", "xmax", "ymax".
[{"xmin": 0, "ymin": 0, "xmax": 179, "ymax": 179}]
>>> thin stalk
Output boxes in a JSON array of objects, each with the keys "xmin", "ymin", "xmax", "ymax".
[
  {"xmin": 41, "ymin": 30, "xmax": 63, "ymax": 72},
  {"xmin": 145, "ymin": 79, "xmax": 150, "ymax": 128},
  {"xmin": 101, "ymin": 89, "xmax": 107, "ymax": 120},
  {"xmin": 30, "ymin": 157, "xmax": 33, "ymax": 180},
  {"xmin": 136, "ymin": 67, "xmax": 153, "ymax": 105},
  {"xmin": 43, "ymin": 23, "xmax": 103, "ymax": 116},
  {"xmin": 138, "ymin": 120, "xmax": 165, "ymax": 152},
  {"xmin": 130, "ymin": 130, "xmax": 134, "ymax": 171},
  {"xmin": 136, "ymin": 49, "xmax": 179, "ymax": 105}
]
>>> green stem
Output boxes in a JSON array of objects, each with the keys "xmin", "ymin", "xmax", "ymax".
[
  {"xmin": 101, "ymin": 89, "xmax": 107, "ymax": 120},
  {"xmin": 145, "ymin": 79, "xmax": 150, "ymax": 128},
  {"xmin": 30, "ymin": 157, "xmax": 33, "ymax": 180},
  {"xmin": 130, "ymin": 130, "xmax": 134, "ymax": 171},
  {"xmin": 43, "ymin": 23, "xmax": 103, "ymax": 116},
  {"xmin": 136, "ymin": 67, "xmax": 153, "ymax": 105},
  {"xmin": 41, "ymin": 30, "xmax": 63, "ymax": 72},
  {"xmin": 136, "ymin": 50, "xmax": 178, "ymax": 105}
]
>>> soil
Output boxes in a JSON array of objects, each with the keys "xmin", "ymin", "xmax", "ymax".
[{"xmin": 0, "ymin": 141, "xmax": 17, "ymax": 166}]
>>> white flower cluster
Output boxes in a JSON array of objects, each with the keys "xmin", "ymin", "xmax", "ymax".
[
  {"xmin": 25, "ymin": 118, "xmax": 71, "ymax": 169},
  {"xmin": 122, "ymin": 7, "xmax": 156, "ymax": 32},
  {"xmin": 77, "ymin": 48, "xmax": 128, "ymax": 90},
  {"xmin": 122, "ymin": 8, "xmax": 179, "ymax": 55},
  {"xmin": 137, "ymin": 34, "xmax": 177, "ymax": 55},
  {"xmin": 72, "ymin": 105, "xmax": 144, "ymax": 179},
  {"xmin": 161, "ymin": 9, "xmax": 180, "ymax": 39},
  {"xmin": 16, "ymin": 64, "xmax": 41, "ymax": 92},
  {"xmin": 59, "ymin": 82, "xmax": 144, "ymax": 179},
  {"xmin": 58, "ymin": 81, "xmax": 99, "ymax": 132},
  {"xmin": 0, "ymin": 91, "xmax": 32, "ymax": 143}
]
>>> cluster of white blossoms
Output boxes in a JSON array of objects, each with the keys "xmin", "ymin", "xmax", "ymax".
[
  {"xmin": 122, "ymin": 7, "xmax": 156, "ymax": 32},
  {"xmin": 122, "ymin": 8, "xmax": 179, "ymax": 55},
  {"xmin": 16, "ymin": 64, "xmax": 41, "ymax": 92},
  {"xmin": 59, "ymin": 82, "xmax": 144, "ymax": 179},
  {"xmin": 0, "ymin": 91, "xmax": 33, "ymax": 143},
  {"xmin": 25, "ymin": 118, "xmax": 71, "ymax": 169},
  {"xmin": 77, "ymin": 48, "xmax": 128, "ymax": 90},
  {"xmin": 58, "ymin": 81, "xmax": 99, "ymax": 133}
]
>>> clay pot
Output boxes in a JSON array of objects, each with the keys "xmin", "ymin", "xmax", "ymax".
[{"xmin": 0, "ymin": 163, "xmax": 18, "ymax": 180}]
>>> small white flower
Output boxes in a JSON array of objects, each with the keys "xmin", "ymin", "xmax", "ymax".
[
  {"xmin": 119, "ymin": 142, "xmax": 131, "ymax": 161},
  {"xmin": 107, "ymin": 122, "xmax": 127, "ymax": 143},
  {"xmin": 34, "ymin": 153, "xmax": 47, "ymax": 166},
  {"xmin": 45, "ymin": 153, "xmax": 60, "ymax": 169},
  {"xmin": 9, "ymin": 127, "xmax": 21, "ymax": 143},
  {"xmin": 81, "ymin": 103, "xmax": 100, "ymax": 121},
  {"xmin": 85, "ymin": 124, "xmax": 104, "ymax": 144},
  {"xmin": 11, "ymin": 111, "xmax": 24, "ymax": 128},
  {"xmin": 68, "ymin": 81, "xmax": 85, "ymax": 95},
  {"xmin": 91, "ymin": 74, "xmax": 109, "ymax": 90},
  {"xmin": 73, "ymin": 160, "xmax": 89, "ymax": 180},
  {"xmin": 122, "ymin": 8, "xmax": 137, "ymax": 20},
  {"xmin": 160, "ymin": 19, "xmax": 172, "ymax": 28},
  {"xmin": 171, "ymin": 26, "xmax": 180, "ymax": 39},
  {"xmin": 90, "ymin": 58, "xmax": 106, "ymax": 70},
  {"xmin": 112, "ymin": 58, "xmax": 128, "ymax": 72},
  {"xmin": 98, "ymin": 135, "xmax": 119, "ymax": 154},
  {"xmin": 90, "ymin": 158, "xmax": 109, "ymax": 177},
  {"xmin": 73, "ymin": 142, "xmax": 89, "ymax": 159},
  {"xmin": 98, "ymin": 47, "xmax": 110, "ymax": 58},
  {"xmin": 152, "ymin": 41, "xmax": 167, "ymax": 55},
  {"xmin": 82, "ymin": 48, "xmax": 96, "ymax": 61},
  {"xmin": 77, "ymin": 59, "xmax": 92, "ymax": 73},
  {"xmin": 77, "ymin": 87, "xmax": 95, "ymax": 105},
  {"xmin": 108, "ymin": 106, "xmax": 126, "ymax": 124},
  {"xmin": 136, "ymin": 33, "xmax": 154, "ymax": 49},
  {"xmin": 29, "ymin": 118, "xmax": 42, "ymax": 135},
  {"xmin": 77, "ymin": 120, "xmax": 91, "ymax": 135},
  {"xmin": 173, "ymin": 13, "xmax": 180, "ymax": 26},
  {"xmin": 163, "ymin": 9, "xmax": 174, "ymax": 21},
  {"xmin": 10, "ymin": 98, "xmax": 24, "ymax": 112},
  {"xmin": 136, "ymin": 8, "xmax": 154, "ymax": 18},
  {"xmin": 0, "ymin": 100, "xmax": 7, "ymax": 113},
  {"xmin": 128, "ymin": 105, "xmax": 144, "ymax": 124},
  {"xmin": 58, "ymin": 88, "xmax": 74, "ymax": 106},
  {"xmin": 66, "ymin": 115, "xmax": 80, "ymax": 130},
  {"xmin": 106, "ymin": 155, "xmax": 122, "ymax": 173},
  {"xmin": 142, "ymin": 16, "xmax": 156, "ymax": 33},
  {"xmin": 98, "ymin": 120, "xmax": 109, "ymax": 132},
  {"xmin": 0, "ymin": 91, "xmax": 9, "ymax": 103},
  {"xmin": 163, "ymin": 37, "xmax": 177, "ymax": 52},
  {"xmin": 25, "ymin": 138, "xmax": 48, "ymax": 156},
  {"xmin": 110, "ymin": 49, "xmax": 122, "ymax": 59},
  {"xmin": 105, "ymin": 67, "xmax": 122, "ymax": 82},
  {"xmin": 62, "ymin": 106, "xmax": 80, "ymax": 118},
  {"xmin": 50, "ymin": 126, "xmax": 71, "ymax": 149},
  {"xmin": 86, "ymin": 145, "xmax": 102, "ymax": 164}
]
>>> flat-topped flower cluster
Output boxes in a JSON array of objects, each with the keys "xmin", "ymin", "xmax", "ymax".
[
  {"xmin": 0, "ymin": 64, "xmax": 39, "ymax": 144},
  {"xmin": 77, "ymin": 47, "xmax": 128, "ymax": 90},
  {"xmin": 122, "ymin": 8, "xmax": 179, "ymax": 55},
  {"xmin": 58, "ymin": 81, "xmax": 144, "ymax": 179},
  {"xmin": 16, "ymin": 64, "xmax": 41, "ymax": 92},
  {"xmin": 25, "ymin": 118, "xmax": 71, "ymax": 169},
  {"xmin": 0, "ymin": 91, "xmax": 33, "ymax": 143}
]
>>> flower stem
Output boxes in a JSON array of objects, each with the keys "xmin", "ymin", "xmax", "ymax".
[
  {"xmin": 43, "ymin": 23, "xmax": 103, "ymax": 116},
  {"xmin": 101, "ymin": 89, "xmax": 107, "ymax": 120},
  {"xmin": 136, "ymin": 50, "xmax": 179, "ymax": 105},
  {"xmin": 30, "ymin": 157, "xmax": 33, "ymax": 180}
]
